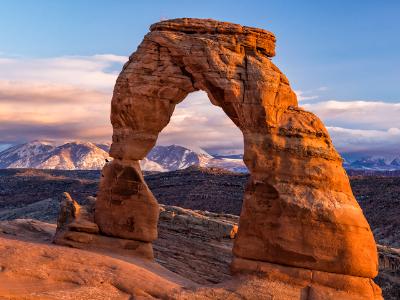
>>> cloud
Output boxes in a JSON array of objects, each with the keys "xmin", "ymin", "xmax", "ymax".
[
  {"xmin": 295, "ymin": 86, "xmax": 329, "ymax": 102},
  {"xmin": 304, "ymin": 100, "xmax": 400, "ymax": 154},
  {"xmin": 327, "ymin": 126, "xmax": 400, "ymax": 154},
  {"xmin": 0, "ymin": 54, "xmax": 127, "ymax": 90},
  {"xmin": 0, "ymin": 80, "xmax": 108, "ymax": 104},
  {"xmin": 0, "ymin": 54, "xmax": 126, "ymax": 144},
  {"xmin": 303, "ymin": 100, "xmax": 400, "ymax": 130},
  {"xmin": 0, "ymin": 53, "xmax": 398, "ymax": 156},
  {"xmin": 157, "ymin": 91, "xmax": 244, "ymax": 154},
  {"xmin": 0, "ymin": 85, "xmax": 112, "ymax": 143},
  {"xmin": 0, "ymin": 120, "xmax": 111, "ymax": 143},
  {"xmin": 0, "ymin": 54, "xmax": 244, "ymax": 153},
  {"xmin": 294, "ymin": 90, "xmax": 319, "ymax": 101}
]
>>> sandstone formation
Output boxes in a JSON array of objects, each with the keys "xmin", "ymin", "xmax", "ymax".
[
  {"xmin": 155, "ymin": 204, "xmax": 238, "ymax": 284},
  {"xmin": 54, "ymin": 192, "xmax": 154, "ymax": 259},
  {"xmin": 51, "ymin": 18, "xmax": 382, "ymax": 298}
]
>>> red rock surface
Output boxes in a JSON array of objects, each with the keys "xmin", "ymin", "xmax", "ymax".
[
  {"xmin": 1, "ymin": 209, "xmax": 390, "ymax": 299},
  {"xmin": 81, "ymin": 18, "xmax": 381, "ymax": 298}
]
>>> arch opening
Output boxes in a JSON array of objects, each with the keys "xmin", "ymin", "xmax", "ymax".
[{"xmin": 140, "ymin": 90, "xmax": 246, "ymax": 173}]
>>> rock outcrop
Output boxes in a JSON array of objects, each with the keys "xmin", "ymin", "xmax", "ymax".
[
  {"xmin": 52, "ymin": 18, "xmax": 381, "ymax": 298},
  {"xmin": 159, "ymin": 204, "xmax": 238, "ymax": 240},
  {"xmin": 54, "ymin": 192, "xmax": 154, "ymax": 259}
]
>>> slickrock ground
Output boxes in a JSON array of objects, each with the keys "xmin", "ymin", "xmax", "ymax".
[
  {"xmin": 5, "ymin": 231, "xmax": 361, "ymax": 300},
  {"xmin": 0, "ymin": 204, "xmax": 399, "ymax": 299},
  {"xmin": 0, "ymin": 208, "xmax": 297, "ymax": 299},
  {"xmin": 0, "ymin": 236, "xmax": 192, "ymax": 299}
]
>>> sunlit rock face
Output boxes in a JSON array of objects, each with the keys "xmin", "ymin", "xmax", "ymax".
[{"xmin": 91, "ymin": 18, "xmax": 381, "ymax": 299}]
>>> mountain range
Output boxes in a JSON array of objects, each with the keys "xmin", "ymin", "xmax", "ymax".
[
  {"xmin": 0, "ymin": 141, "xmax": 247, "ymax": 172},
  {"xmin": 0, "ymin": 141, "xmax": 110, "ymax": 170},
  {"xmin": 1, "ymin": 140, "xmax": 399, "ymax": 172},
  {"xmin": 342, "ymin": 154, "xmax": 400, "ymax": 171}
]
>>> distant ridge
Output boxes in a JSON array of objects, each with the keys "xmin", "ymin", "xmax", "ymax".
[
  {"xmin": 1, "ymin": 141, "xmax": 399, "ymax": 172},
  {"xmin": 342, "ymin": 153, "xmax": 400, "ymax": 171},
  {"xmin": 0, "ymin": 141, "xmax": 110, "ymax": 170},
  {"xmin": 0, "ymin": 141, "xmax": 247, "ymax": 172}
]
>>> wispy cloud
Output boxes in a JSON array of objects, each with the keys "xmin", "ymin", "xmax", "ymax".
[
  {"xmin": 0, "ymin": 81, "xmax": 108, "ymax": 104},
  {"xmin": 0, "ymin": 54, "xmax": 245, "ymax": 153},
  {"xmin": 303, "ymin": 100, "xmax": 400, "ymax": 130},
  {"xmin": 0, "ymin": 54, "xmax": 127, "ymax": 144},
  {"xmin": 0, "ymin": 54, "xmax": 398, "ymax": 156},
  {"xmin": 0, "ymin": 54, "xmax": 126, "ymax": 90},
  {"xmin": 327, "ymin": 126, "xmax": 400, "ymax": 154},
  {"xmin": 294, "ymin": 86, "xmax": 329, "ymax": 102},
  {"xmin": 157, "ymin": 91, "xmax": 244, "ymax": 154},
  {"xmin": 304, "ymin": 100, "xmax": 400, "ymax": 154},
  {"xmin": 295, "ymin": 90, "xmax": 319, "ymax": 101},
  {"xmin": 292, "ymin": 86, "xmax": 400, "ymax": 154}
]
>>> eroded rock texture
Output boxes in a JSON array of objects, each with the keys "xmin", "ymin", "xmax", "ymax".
[
  {"xmin": 92, "ymin": 18, "xmax": 381, "ymax": 298},
  {"xmin": 55, "ymin": 192, "xmax": 153, "ymax": 259}
]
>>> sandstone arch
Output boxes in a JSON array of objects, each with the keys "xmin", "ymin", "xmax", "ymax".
[{"xmin": 91, "ymin": 18, "xmax": 381, "ymax": 298}]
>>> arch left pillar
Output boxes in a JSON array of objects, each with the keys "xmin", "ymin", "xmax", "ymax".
[{"xmin": 94, "ymin": 38, "xmax": 196, "ymax": 256}]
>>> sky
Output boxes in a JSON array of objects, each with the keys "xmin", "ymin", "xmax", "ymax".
[{"xmin": 0, "ymin": 0, "xmax": 399, "ymax": 155}]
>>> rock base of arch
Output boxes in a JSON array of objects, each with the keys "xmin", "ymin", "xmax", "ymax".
[{"xmin": 231, "ymin": 257, "xmax": 382, "ymax": 300}]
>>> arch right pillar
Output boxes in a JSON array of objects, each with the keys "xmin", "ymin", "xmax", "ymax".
[{"xmin": 233, "ymin": 119, "xmax": 378, "ymax": 278}]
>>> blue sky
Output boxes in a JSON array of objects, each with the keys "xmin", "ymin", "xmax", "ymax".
[
  {"xmin": 1, "ymin": 1, "xmax": 399, "ymax": 100},
  {"xmin": 0, "ymin": 1, "xmax": 399, "ymax": 155}
]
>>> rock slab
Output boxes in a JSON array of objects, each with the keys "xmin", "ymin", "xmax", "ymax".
[{"xmin": 54, "ymin": 192, "xmax": 154, "ymax": 259}]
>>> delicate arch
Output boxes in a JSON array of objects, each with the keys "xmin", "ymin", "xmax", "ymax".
[{"xmin": 94, "ymin": 18, "xmax": 378, "ymax": 282}]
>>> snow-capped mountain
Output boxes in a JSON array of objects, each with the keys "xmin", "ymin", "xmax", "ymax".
[
  {"xmin": 342, "ymin": 153, "xmax": 400, "ymax": 171},
  {"xmin": 1, "ymin": 141, "xmax": 399, "ymax": 172},
  {"xmin": 0, "ymin": 141, "xmax": 247, "ymax": 172},
  {"xmin": 144, "ymin": 145, "xmax": 247, "ymax": 172},
  {"xmin": 139, "ymin": 157, "xmax": 167, "ymax": 172},
  {"xmin": 0, "ymin": 141, "xmax": 110, "ymax": 170},
  {"xmin": 146, "ymin": 145, "xmax": 213, "ymax": 171},
  {"xmin": 0, "ymin": 140, "xmax": 56, "ymax": 169}
]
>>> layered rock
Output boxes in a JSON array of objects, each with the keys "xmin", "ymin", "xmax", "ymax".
[
  {"xmin": 96, "ymin": 159, "xmax": 159, "ymax": 243},
  {"xmin": 54, "ymin": 192, "xmax": 153, "ymax": 259},
  {"xmin": 65, "ymin": 18, "xmax": 381, "ymax": 298},
  {"xmin": 159, "ymin": 204, "xmax": 238, "ymax": 240}
]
